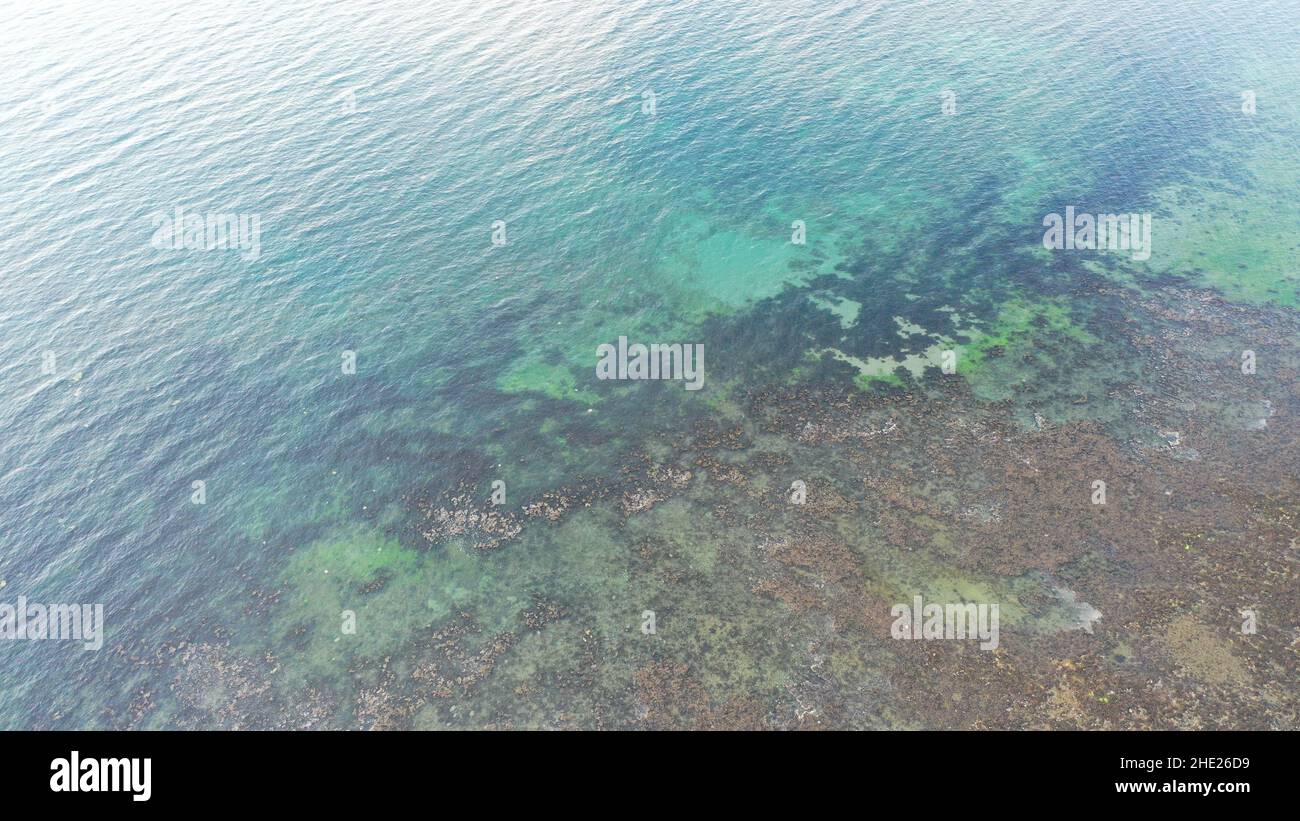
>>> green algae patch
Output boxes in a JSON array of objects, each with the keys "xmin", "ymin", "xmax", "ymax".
[
  {"xmin": 699, "ymin": 377, "xmax": 748, "ymax": 420},
  {"xmin": 625, "ymin": 497, "xmax": 721, "ymax": 576},
  {"xmin": 806, "ymin": 294, "xmax": 1108, "ymax": 419},
  {"xmin": 541, "ymin": 510, "xmax": 632, "ymax": 596},
  {"xmin": 284, "ymin": 524, "xmax": 418, "ymax": 588},
  {"xmin": 498, "ymin": 357, "xmax": 601, "ymax": 404},
  {"xmin": 853, "ymin": 369, "xmax": 906, "ymax": 390},
  {"xmin": 676, "ymin": 610, "xmax": 794, "ymax": 698},
  {"xmin": 960, "ymin": 297, "xmax": 1098, "ymax": 369},
  {"xmin": 264, "ymin": 525, "xmax": 430, "ymax": 682},
  {"xmin": 953, "ymin": 295, "xmax": 1100, "ymax": 400},
  {"xmin": 915, "ymin": 575, "xmax": 1031, "ymax": 627},
  {"xmin": 266, "ymin": 522, "xmax": 517, "ymax": 686},
  {"xmin": 865, "ymin": 555, "xmax": 1103, "ymax": 637}
]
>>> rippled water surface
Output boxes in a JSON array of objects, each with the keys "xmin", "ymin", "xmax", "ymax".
[{"xmin": 1, "ymin": 0, "xmax": 1297, "ymax": 728}]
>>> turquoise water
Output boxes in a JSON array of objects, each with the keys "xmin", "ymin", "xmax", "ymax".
[{"xmin": 1, "ymin": 0, "xmax": 1297, "ymax": 728}]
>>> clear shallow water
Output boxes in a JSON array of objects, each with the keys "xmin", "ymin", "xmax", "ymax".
[{"xmin": 0, "ymin": 0, "xmax": 1297, "ymax": 727}]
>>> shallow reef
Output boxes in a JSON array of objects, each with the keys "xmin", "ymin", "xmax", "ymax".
[{"xmin": 68, "ymin": 278, "xmax": 1300, "ymax": 731}]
